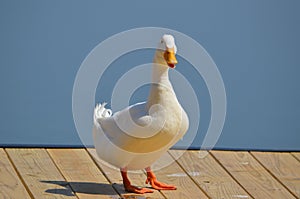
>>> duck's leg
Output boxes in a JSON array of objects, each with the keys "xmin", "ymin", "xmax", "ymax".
[
  {"xmin": 120, "ymin": 168, "xmax": 154, "ymax": 194},
  {"xmin": 145, "ymin": 167, "xmax": 177, "ymax": 190}
]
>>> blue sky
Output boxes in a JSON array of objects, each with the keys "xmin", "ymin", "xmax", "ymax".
[{"xmin": 0, "ymin": 0, "xmax": 299, "ymax": 150}]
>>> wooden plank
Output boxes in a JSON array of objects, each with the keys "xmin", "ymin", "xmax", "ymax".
[
  {"xmin": 211, "ymin": 151, "xmax": 296, "ymax": 199},
  {"xmin": 87, "ymin": 148, "xmax": 166, "ymax": 199},
  {"xmin": 291, "ymin": 152, "xmax": 300, "ymax": 162},
  {"xmin": 169, "ymin": 150, "xmax": 252, "ymax": 199},
  {"xmin": 47, "ymin": 149, "xmax": 119, "ymax": 199},
  {"xmin": 0, "ymin": 148, "xmax": 31, "ymax": 199},
  {"xmin": 6, "ymin": 148, "xmax": 76, "ymax": 199},
  {"xmin": 150, "ymin": 151, "xmax": 209, "ymax": 199},
  {"xmin": 252, "ymin": 152, "xmax": 300, "ymax": 198}
]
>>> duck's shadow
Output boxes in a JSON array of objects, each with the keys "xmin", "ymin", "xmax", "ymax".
[{"xmin": 41, "ymin": 180, "xmax": 122, "ymax": 197}]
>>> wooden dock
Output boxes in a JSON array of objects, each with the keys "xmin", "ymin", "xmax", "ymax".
[{"xmin": 0, "ymin": 148, "xmax": 299, "ymax": 199}]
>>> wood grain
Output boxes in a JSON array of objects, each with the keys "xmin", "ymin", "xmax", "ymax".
[
  {"xmin": 150, "ymin": 152, "xmax": 209, "ymax": 199},
  {"xmin": 169, "ymin": 150, "xmax": 252, "ymax": 199},
  {"xmin": 211, "ymin": 151, "xmax": 296, "ymax": 199},
  {"xmin": 252, "ymin": 152, "xmax": 300, "ymax": 198},
  {"xmin": 48, "ymin": 148, "xmax": 118, "ymax": 199},
  {"xmin": 3, "ymin": 148, "xmax": 299, "ymax": 199},
  {"xmin": 0, "ymin": 148, "xmax": 31, "ymax": 199},
  {"xmin": 87, "ymin": 148, "xmax": 165, "ymax": 199},
  {"xmin": 6, "ymin": 148, "xmax": 76, "ymax": 199},
  {"xmin": 292, "ymin": 152, "xmax": 300, "ymax": 162}
]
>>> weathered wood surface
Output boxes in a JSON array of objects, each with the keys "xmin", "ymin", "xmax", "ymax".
[
  {"xmin": 48, "ymin": 148, "xmax": 118, "ymax": 199},
  {"xmin": 1, "ymin": 148, "xmax": 299, "ymax": 199},
  {"xmin": 292, "ymin": 152, "xmax": 300, "ymax": 162},
  {"xmin": 211, "ymin": 151, "xmax": 296, "ymax": 199},
  {"xmin": 6, "ymin": 148, "xmax": 76, "ymax": 198},
  {"xmin": 88, "ymin": 148, "xmax": 165, "ymax": 199},
  {"xmin": 252, "ymin": 152, "xmax": 300, "ymax": 198},
  {"xmin": 0, "ymin": 148, "xmax": 31, "ymax": 199},
  {"xmin": 151, "ymin": 152, "xmax": 209, "ymax": 199},
  {"xmin": 169, "ymin": 150, "xmax": 252, "ymax": 199}
]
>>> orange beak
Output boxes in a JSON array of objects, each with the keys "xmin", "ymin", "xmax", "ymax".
[{"xmin": 164, "ymin": 48, "xmax": 178, "ymax": 68}]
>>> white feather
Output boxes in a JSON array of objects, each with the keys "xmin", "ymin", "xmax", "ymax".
[{"xmin": 93, "ymin": 34, "xmax": 189, "ymax": 170}]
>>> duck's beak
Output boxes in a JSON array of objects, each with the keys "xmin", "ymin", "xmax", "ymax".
[{"xmin": 164, "ymin": 48, "xmax": 178, "ymax": 68}]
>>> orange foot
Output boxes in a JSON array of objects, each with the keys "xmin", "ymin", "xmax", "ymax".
[
  {"xmin": 121, "ymin": 168, "xmax": 154, "ymax": 194},
  {"xmin": 146, "ymin": 171, "xmax": 177, "ymax": 190},
  {"xmin": 124, "ymin": 183, "xmax": 154, "ymax": 194}
]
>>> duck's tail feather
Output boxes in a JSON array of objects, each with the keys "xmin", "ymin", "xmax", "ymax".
[{"xmin": 93, "ymin": 103, "xmax": 112, "ymax": 124}]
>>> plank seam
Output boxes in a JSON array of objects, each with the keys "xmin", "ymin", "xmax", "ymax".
[
  {"xmin": 4, "ymin": 148, "xmax": 35, "ymax": 199},
  {"xmin": 46, "ymin": 148, "xmax": 80, "ymax": 199},
  {"xmin": 85, "ymin": 148, "xmax": 123, "ymax": 197},
  {"xmin": 209, "ymin": 151, "xmax": 255, "ymax": 199},
  {"xmin": 250, "ymin": 152, "xmax": 298, "ymax": 199},
  {"xmin": 87, "ymin": 148, "xmax": 167, "ymax": 199},
  {"xmin": 167, "ymin": 151, "xmax": 211, "ymax": 199},
  {"xmin": 80, "ymin": 148, "xmax": 123, "ymax": 197},
  {"xmin": 291, "ymin": 153, "xmax": 300, "ymax": 163}
]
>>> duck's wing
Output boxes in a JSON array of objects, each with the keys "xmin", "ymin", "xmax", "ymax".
[{"xmin": 98, "ymin": 102, "xmax": 162, "ymax": 139}]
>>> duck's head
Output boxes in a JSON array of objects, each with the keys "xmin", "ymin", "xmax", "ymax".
[{"xmin": 155, "ymin": 34, "xmax": 178, "ymax": 69}]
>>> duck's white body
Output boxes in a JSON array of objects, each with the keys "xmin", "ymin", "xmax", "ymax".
[{"xmin": 93, "ymin": 35, "xmax": 189, "ymax": 170}]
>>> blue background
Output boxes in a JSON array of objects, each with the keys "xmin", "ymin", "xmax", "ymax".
[{"xmin": 0, "ymin": 0, "xmax": 299, "ymax": 150}]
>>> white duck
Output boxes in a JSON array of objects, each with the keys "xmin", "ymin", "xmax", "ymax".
[{"xmin": 93, "ymin": 34, "xmax": 189, "ymax": 194}]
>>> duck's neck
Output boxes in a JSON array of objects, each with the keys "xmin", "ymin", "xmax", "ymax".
[
  {"xmin": 151, "ymin": 64, "xmax": 171, "ymax": 86},
  {"xmin": 151, "ymin": 51, "xmax": 172, "ymax": 88},
  {"xmin": 147, "ymin": 52, "xmax": 175, "ymax": 109}
]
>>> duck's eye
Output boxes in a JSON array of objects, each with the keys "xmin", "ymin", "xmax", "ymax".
[{"xmin": 160, "ymin": 40, "xmax": 164, "ymax": 44}]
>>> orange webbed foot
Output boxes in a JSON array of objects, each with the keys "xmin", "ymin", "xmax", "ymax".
[
  {"xmin": 124, "ymin": 183, "xmax": 154, "ymax": 194},
  {"xmin": 145, "ymin": 170, "xmax": 177, "ymax": 190},
  {"xmin": 121, "ymin": 168, "xmax": 154, "ymax": 194}
]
